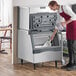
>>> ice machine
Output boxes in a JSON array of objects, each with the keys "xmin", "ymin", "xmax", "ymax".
[{"xmin": 18, "ymin": 7, "xmax": 63, "ymax": 69}]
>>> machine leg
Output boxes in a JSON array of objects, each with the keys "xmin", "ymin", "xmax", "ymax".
[
  {"xmin": 55, "ymin": 61, "xmax": 57, "ymax": 68},
  {"xmin": 21, "ymin": 59, "xmax": 23, "ymax": 65},
  {"xmin": 34, "ymin": 64, "xmax": 36, "ymax": 70}
]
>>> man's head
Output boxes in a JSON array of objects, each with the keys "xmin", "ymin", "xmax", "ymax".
[{"xmin": 48, "ymin": 1, "xmax": 59, "ymax": 11}]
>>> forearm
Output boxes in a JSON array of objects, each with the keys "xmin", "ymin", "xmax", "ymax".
[
  {"xmin": 50, "ymin": 29, "xmax": 58, "ymax": 41},
  {"xmin": 61, "ymin": 19, "xmax": 72, "ymax": 26},
  {"xmin": 53, "ymin": 29, "xmax": 58, "ymax": 36},
  {"xmin": 66, "ymin": 19, "xmax": 72, "ymax": 25}
]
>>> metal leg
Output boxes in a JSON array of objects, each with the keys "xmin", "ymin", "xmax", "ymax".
[
  {"xmin": 34, "ymin": 64, "xmax": 36, "ymax": 70},
  {"xmin": 21, "ymin": 59, "xmax": 23, "ymax": 65},
  {"xmin": 55, "ymin": 61, "xmax": 57, "ymax": 68},
  {"xmin": 41, "ymin": 63, "xmax": 44, "ymax": 67}
]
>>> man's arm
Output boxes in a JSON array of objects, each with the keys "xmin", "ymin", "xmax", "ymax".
[
  {"xmin": 61, "ymin": 5, "xmax": 76, "ymax": 26},
  {"xmin": 50, "ymin": 29, "xmax": 58, "ymax": 41},
  {"xmin": 61, "ymin": 19, "xmax": 72, "ymax": 26}
]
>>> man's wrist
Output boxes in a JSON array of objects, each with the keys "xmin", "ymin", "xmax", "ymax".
[
  {"xmin": 65, "ymin": 21, "xmax": 68, "ymax": 25},
  {"xmin": 66, "ymin": 19, "xmax": 72, "ymax": 25}
]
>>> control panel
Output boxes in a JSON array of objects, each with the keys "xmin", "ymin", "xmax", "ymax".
[{"xmin": 29, "ymin": 13, "xmax": 57, "ymax": 32}]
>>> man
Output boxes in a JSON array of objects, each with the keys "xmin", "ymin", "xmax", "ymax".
[{"xmin": 48, "ymin": 1, "xmax": 76, "ymax": 71}]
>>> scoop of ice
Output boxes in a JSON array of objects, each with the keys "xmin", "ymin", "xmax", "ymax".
[{"xmin": 43, "ymin": 40, "xmax": 51, "ymax": 47}]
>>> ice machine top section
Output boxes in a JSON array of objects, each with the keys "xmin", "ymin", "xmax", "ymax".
[{"xmin": 29, "ymin": 13, "xmax": 57, "ymax": 33}]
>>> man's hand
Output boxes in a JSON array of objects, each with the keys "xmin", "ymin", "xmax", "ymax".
[
  {"xmin": 50, "ymin": 34, "xmax": 55, "ymax": 41},
  {"xmin": 61, "ymin": 19, "xmax": 72, "ymax": 26},
  {"xmin": 61, "ymin": 22, "xmax": 66, "ymax": 26}
]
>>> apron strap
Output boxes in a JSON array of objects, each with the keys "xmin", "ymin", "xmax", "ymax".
[{"xmin": 61, "ymin": 6, "xmax": 64, "ymax": 12}]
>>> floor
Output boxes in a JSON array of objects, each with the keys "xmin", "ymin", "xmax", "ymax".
[{"xmin": 0, "ymin": 48, "xmax": 76, "ymax": 76}]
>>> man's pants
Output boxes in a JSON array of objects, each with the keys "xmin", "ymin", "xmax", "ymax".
[{"xmin": 67, "ymin": 40, "xmax": 76, "ymax": 65}]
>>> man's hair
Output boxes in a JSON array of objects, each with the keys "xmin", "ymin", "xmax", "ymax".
[{"xmin": 48, "ymin": 1, "xmax": 58, "ymax": 6}]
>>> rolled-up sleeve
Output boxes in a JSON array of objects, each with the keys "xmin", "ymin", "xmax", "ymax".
[
  {"xmin": 57, "ymin": 12, "xmax": 65, "ymax": 22},
  {"xmin": 55, "ymin": 13, "xmax": 64, "ymax": 31},
  {"xmin": 63, "ymin": 5, "xmax": 76, "ymax": 20}
]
